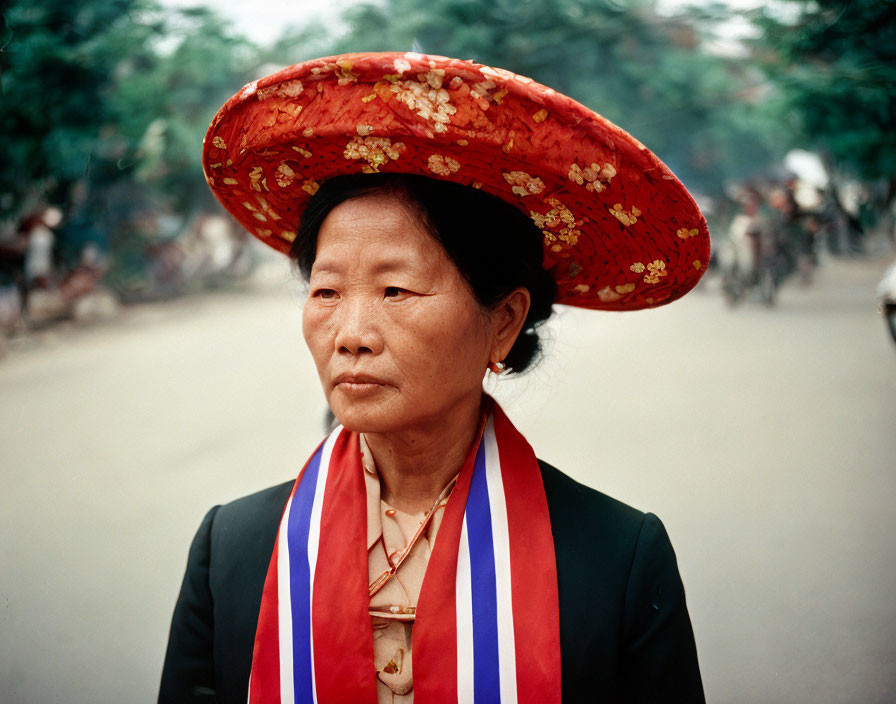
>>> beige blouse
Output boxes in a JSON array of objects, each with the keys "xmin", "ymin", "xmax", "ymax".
[{"xmin": 360, "ymin": 435, "xmax": 457, "ymax": 704}]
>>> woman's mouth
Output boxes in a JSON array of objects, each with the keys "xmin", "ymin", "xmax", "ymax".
[{"xmin": 332, "ymin": 374, "xmax": 388, "ymax": 394}]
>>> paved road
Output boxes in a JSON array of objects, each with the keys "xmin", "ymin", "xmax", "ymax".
[{"xmin": 2, "ymin": 255, "xmax": 895, "ymax": 703}]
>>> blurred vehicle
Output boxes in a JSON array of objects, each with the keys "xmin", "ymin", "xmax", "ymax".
[
  {"xmin": 719, "ymin": 199, "xmax": 784, "ymax": 307},
  {"xmin": 877, "ymin": 259, "xmax": 896, "ymax": 345}
]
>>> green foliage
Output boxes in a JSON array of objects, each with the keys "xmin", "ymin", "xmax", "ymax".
[
  {"xmin": 1, "ymin": 1, "xmax": 155, "ymax": 214},
  {"xmin": 752, "ymin": 0, "xmax": 896, "ymax": 182},
  {"xmin": 271, "ymin": 0, "xmax": 781, "ymax": 197},
  {"xmin": 108, "ymin": 8, "xmax": 260, "ymax": 212},
  {"xmin": 0, "ymin": 0, "xmax": 260, "ymax": 281}
]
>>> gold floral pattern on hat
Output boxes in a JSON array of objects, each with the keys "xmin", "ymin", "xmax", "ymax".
[
  {"xmin": 344, "ymin": 136, "xmax": 407, "ymax": 172},
  {"xmin": 389, "ymin": 68, "xmax": 456, "ymax": 133},
  {"xmin": 427, "ymin": 154, "xmax": 461, "ymax": 176},
  {"xmin": 257, "ymin": 79, "xmax": 304, "ymax": 100},
  {"xmin": 503, "ymin": 171, "xmax": 545, "ymax": 197},
  {"xmin": 532, "ymin": 197, "xmax": 582, "ymax": 250},
  {"xmin": 569, "ymin": 161, "xmax": 616, "ymax": 194},
  {"xmin": 248, "ymin": 166, "xmax": 267, "ymax": 192},
  {"xmin": 310, "ymin": 60, "xmax": 359, "ymax": 85},
  {"xmin": 643, "ymin": 260, "xmax": 668, "ymax": 284},
  {"xmin": 609, "ymin": 203, "xmax": 641, "ymax": 226},
  {"xmin": 276, "ymin": 163, "xmax": 297, "ymax": 187}
]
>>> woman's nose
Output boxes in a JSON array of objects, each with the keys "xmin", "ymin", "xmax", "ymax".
[{"xmin": 333, "ymin": 298, "xmax": 383, "ymax": 356}]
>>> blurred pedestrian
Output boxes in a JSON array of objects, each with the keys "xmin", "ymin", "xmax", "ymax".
[
  {"xmin": 770, "ymin": 184, "xmax": 815, "ymax": 286},
  {"xmin": 0, "ymin": 233, "xmax": 27, "ymax": 328},
  {"xmin": 20, "ymin": 208, "xmax": 59, "ymax": 290},
  {"xmin": 877, "ymin": 259, "xmax": 896, "ymax": 345},
  {"xmin": 721, "ymin": 186, "xmax": 777, "ymax": 305}
]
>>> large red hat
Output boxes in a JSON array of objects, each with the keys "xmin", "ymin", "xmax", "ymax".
[{"xmin": 203, "ymin": 52, "xmax": 709, "ymax": 311}]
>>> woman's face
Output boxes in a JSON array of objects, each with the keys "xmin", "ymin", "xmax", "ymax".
[{"xmin": 302, "ymin": 191, "xmax": 508, "ymax": 435}]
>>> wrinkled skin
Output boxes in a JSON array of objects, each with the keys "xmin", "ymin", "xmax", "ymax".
[{"xmin": 302, "ymin": 191, "xmax": 529, "ymax": 510}]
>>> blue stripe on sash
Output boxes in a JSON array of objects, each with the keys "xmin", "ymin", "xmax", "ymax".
[
  {"xmin": 466, "ymin": 441, "xmax": 501, "ymax": 703},
  {"xmin": 287, "ymin": 445, "xmax": 323, "ymax": 702}
]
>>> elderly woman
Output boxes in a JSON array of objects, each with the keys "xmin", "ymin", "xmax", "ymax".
[{"xmin": 159, "ymin": 53, "xmax": 708, "ymax": 704}]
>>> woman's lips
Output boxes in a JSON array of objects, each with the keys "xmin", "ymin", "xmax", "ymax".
[{"xmin": 332, "ymin": 374, "xmax": 388, "ymax": 394}]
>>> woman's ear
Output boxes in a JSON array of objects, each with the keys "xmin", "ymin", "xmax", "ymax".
[{"xmin": 490, "ymin": 287, "xmax": 531, "ymax": 364}]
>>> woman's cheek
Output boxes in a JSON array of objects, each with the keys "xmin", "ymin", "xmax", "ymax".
[{"xmin": 302, "ymin": 304, "xmax": 332, "ymax": 352}]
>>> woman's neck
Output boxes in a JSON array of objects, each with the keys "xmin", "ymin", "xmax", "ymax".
[{"xmin": 363, "ymin": 395, "xmax": 488, "ymax": 515}]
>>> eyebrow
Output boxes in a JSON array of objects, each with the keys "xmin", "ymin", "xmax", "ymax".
[{"xmin": 310, "ymin": 257, "xmax": 424, "ymax": 277}]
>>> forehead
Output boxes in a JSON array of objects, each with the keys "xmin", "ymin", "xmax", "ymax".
[{"xmin": 311, "ymin": 191, "xmax": 448, "ymax": 274}]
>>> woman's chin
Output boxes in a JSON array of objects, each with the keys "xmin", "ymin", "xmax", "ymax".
[
  {"xmin": 329, "ymin": 395, "xmax": 400, "ymax": 434},
  {"xmin": 334, "ymin": 412, "xmax": 397, "ymax": 435}
]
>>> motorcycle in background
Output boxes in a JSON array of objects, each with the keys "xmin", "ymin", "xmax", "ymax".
[{"xmin": 878, "ymin": 259, "xmax": 896, "ymax": 345}]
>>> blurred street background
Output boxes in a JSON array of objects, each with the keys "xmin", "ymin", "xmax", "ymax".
[{"xmin": 2, "ymin": 0, "xmax": 896, "ymax": 702}]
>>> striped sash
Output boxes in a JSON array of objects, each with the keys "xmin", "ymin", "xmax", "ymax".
[{"xmin": 248, "ymin": 403, "xmax": 561, "ymax": 703}]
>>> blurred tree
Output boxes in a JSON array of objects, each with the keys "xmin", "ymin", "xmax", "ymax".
[
  {"xmin": 270, "ymin": 0, "xmax": 781, "ymax": 203},
  {"xmin": 113, "ymin": 7, "xmax": 260, "ymax": 214},
  {"xmin": 0, "ymin": 0, "xmax": 162, "ymax": 227},
  {"xmin": 752, "ymin": 0, "xmax": 896, "ymax": 243},
  {"xmin": 102, "ymin": 7, "xmax": 260, "ymax": 296},
  {"xmin": 13, "ymin": 0, "xmax": 881, "ymax": 297},
  {"xmin": 1, "ymin": 1, "xmax": 260, "ymax": 291}
]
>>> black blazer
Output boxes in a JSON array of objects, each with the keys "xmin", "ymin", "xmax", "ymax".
[{"xmin": 159, "ymin": 461, "xmax": 704, "ymax": 703}]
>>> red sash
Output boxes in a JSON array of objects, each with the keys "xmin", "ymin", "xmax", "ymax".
[{"xmin": 248, "ymin": 403, "xmax": 561, "ymax": 703}]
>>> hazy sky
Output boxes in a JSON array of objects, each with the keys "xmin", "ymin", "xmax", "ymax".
[
  {"xmin": 160, "ymin": 0, "xmax": 357, "ymax": 44},
  {"xmin": 160, "ymin": 0, "xmax": 762, "ymax": 46}
]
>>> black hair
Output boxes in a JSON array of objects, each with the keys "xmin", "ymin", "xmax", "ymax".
[{"xmin": 291, "ymin": 173, "xmax": 556, "ymax": 374}]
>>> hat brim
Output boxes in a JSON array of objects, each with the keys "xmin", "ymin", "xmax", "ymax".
[{"xmin": 203, "ymin": 52, "xmax": 710, "ymax": 311}]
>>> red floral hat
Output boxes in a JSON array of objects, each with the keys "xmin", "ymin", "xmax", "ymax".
[{"xmin": 203, "ymin": 52, "xmax": 709, "ymax": 311}]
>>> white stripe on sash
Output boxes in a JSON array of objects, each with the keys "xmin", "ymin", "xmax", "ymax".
[
  {"xmin": 306, "ymin": 426, "xmax": 342, "ymax": 703},
  {"xmin": 483, "ymin": 416, "xmax": 518, "ymax": 703},
  {"xmin": 456, "ymin": 516, "xmax": 475, "ymax": 703},
  {"xmin": 277, "ymin": 492, "xmax": 296, "ymax": 704}
]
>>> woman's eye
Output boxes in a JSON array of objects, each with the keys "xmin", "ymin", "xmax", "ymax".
[
  {"xmin": 384, "ymin": 286, "xmax": 406, "ymax": 298},
  {"xmin": 312, "ymin": 288, "xmax": 337, "ymax": 299}
]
